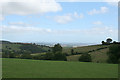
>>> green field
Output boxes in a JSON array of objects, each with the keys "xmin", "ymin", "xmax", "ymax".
[
  {"xmin": 63, "ymin": 45, "xmax": 109, "ymax": 54},
  {"xmin": 67, "ymin": 48, "xmax": 109, "ymax": 63},
  {"xmin": 2, "ymin": 58, "xmax": 118, "ymax": 78}
]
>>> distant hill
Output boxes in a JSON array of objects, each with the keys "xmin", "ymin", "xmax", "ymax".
[
  {"xmin": 0, "ymin": 40, "xmax": 12, "ymax": 44},
  {"xmin": 2, "ymin": 40, "xmax": 51, "ymax": 54},
  {"xmin": 1, "ymin": 40, "xmax": 110, "ymax": 63}
]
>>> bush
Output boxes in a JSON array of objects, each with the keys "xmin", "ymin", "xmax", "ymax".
[
  {"xmin": 79, "ymin": 53, "xmax": 92, "ymax": 62},
  {"xmin": 107, "ymin": 44, "xmax": 120, "ymax": 64},
  {"xmin": 45, "ymin": 52, "xmax": 54, "ymax": 60},
  {"xmin": 53, "ymin": 52, "xmax": 67, "ymax": 61},
  {"xmin": 20, "ymin": 54, "xmax": 32, "ymax": 59},
  {"xmin": 9, "ymin": 52, "xmax": 16, "ymax": 58}
]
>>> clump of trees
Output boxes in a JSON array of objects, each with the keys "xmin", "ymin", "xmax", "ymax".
[
  {"xmin": 2, "ymin": 43, "xmax": 67, "ymax": 61},
  {"xmin": 102, "ymin": 38, "xmax": 112, "ymax": 45},
  {"xmin": 20, "ymin": 53, "xmax": 32, "ymax": 59},
  {"xmin": 45, "ymin": 43, "xmax": 67, "ymax": 61},
  {"xmin": 79, "ymin": 53, "xmax": 92, "ymax": 62},
  {"xmin": 20, "ymin": 44, "xmax": 47, "ymax": 53},
  {"xmin": 107, "ymin": 44, "xmax": 120, "ymax": 64},
  {"xmin": 2, "ymin": 49, "xmax": 19, "ymax": 58},
  {"xmin": 102, "ymin": 38, "xmax": 120, "ymax": 45},
  {"xmin": 70, "ymin": 49, "xmax": 82, "ymax": 55}
]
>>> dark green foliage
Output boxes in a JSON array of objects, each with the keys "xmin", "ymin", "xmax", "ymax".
[
  {"xmin": 45, "ymin": 52, "xmax": 54, "ymax": 60},
  {"xmin": 79, "ymin": 53, "xmax": 92, "ymax": 62},
  {"xmin": 52, "ymin": 44, "xmax": 67, "ymax": 61},
  {"xmin": 2, "ymin": 50, "xmax": 16, "ymax": 58},
  {"xmin": 107, "ymin": 44, "xmax": 120, "ymax": 64},
  {"xmin": 2, "ymin": 53, "xmax": 9, "ymax": 58},
  {"xmin": 102, "ymin": 41, "xmax": 105, "ymax": 45},
  {"xmin": 113, "ymin": 41, "xmax": 117, "ymax": 44},
  {"xmin": 52, "ymin": 43, "xmax": 62, "ymax": 53},
  {"xmin": 106, "ymin": 38, "xmax": 112, "ymax": 43},
  {"xmin": 53, "ymin": 52, "xmax": 67, "ymax": 61},
  {"xmin": 20, "ymin": 53, "xmax": 32, "ymax": 59},
  {"xmin": 9, "ymin": 52, "xmax": 16, "ymax": 58},
  {"xmin": 20, "ymin": 44, "xmax": 44, "ymax": 53},
  {"xmin": 44, "ymin": 44, "xmax": 67, "ymax": 61}
]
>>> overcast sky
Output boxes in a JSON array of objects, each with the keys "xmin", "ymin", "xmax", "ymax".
[{"xmin": 0, "ymin": 0, "xmax": 118, "ymax": 43}]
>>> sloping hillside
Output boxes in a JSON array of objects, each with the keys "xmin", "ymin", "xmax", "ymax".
[
  {"xmin": 63, "ymin": 45, "xmax": 109, "ymax": 54},
  {"xmin": 1, "ymin": 40, "xmax": 51, "ymax": 54},
  {"xmin": 66, "ymin": 45, "xmax": 109, "ymax": 63},
  {"xmin": 90, "ymin": 48, "xmax": 109, "ymax": 63}
]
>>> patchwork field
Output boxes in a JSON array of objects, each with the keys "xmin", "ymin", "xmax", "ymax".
[
  {"xmin": 2, "ymin": 58, "xmax": 118, "ymax": 78},
  {"xmin": 63, "ymin": 45, "xmax": 109, "ymax": 54}
]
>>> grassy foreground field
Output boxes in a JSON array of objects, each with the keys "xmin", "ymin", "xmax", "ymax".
[{"xmin": 2, "ymin": 58, "xmax": 118, "ymax": 78}]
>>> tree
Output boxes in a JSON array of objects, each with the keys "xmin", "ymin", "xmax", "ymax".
[
  {"xmin": 52, "ymin": 43, "xmax": 62, "ymax": 53},
  {"xmin": 107, "ymin": 44, "xmax": 120, "ymax": 64},
  {"xmin": 53, "ymin": 52, "xmax": 67, "ymax": 61},
  {"xmin": 113, "ymin": 41, "xmax": 117, "ymax": 44},
  {"xmin": 52, "ymin": 44, "xmax": 67, "ymax": 61},
  {"xmin": 20, "ymin": 53, "xmax": 32, "ymax": 59},
  {"xmin": 101, "ymin": 41, "xmax": 105, "ymax": 45},
  {"xmin": 9, "ymin": 52, "xmax": 16, "ymax": 58},
  {"xmin": 106, "ymin": 38, "xmax": 112, "ymax": 43},
  {"xmin": 79, "ymin": 53, "xmax": 92, "ymax": 62},
  {"xmin": 45, "ymin": 52, "xmax": 54, "ymax": 60}
]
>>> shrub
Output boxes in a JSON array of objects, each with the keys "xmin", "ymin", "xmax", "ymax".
[
  {"xmin": 79, "ymin": 53, "xmax": 92, "ymax": 62},
  {"xmin": 20, "ymin": 54, "xmax": 32, "ymax": 59},
  {"xmin": 107, "ymin": 44, "xmax": 120, "ymax": 64},
  {"xmin": 53, "ymin": 52, "xmax": 67, "ymax": 61}
]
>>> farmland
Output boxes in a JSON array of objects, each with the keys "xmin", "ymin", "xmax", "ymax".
[
  {"xmin": 2, "ymin": 58, "xmax": 118, "ymax": 78},
  {"xmin": 1, "ymin": 41, "xmax": 110, "ymax": 63}
]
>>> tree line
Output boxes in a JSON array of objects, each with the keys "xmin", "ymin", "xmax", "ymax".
[{"xmin": 2, "ymin": 38, "xmax": 120, "ymax": 64}]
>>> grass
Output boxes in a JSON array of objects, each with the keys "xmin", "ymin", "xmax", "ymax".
[
  {"xmin": 63, "ymin": 45, "xmax": 109, "ymax": 54},
  {"xmin": 66, "ymin": 45, "xmax": 109, "ymax": 63},
  {"xmin": 31, "ymin": 52, "xmax": 46, "ymax": 56},
  {"xmin": 2, "ymin": 58, "xmax": 118, "ymax": 78},
  {"xmin": 90, "ymin": 48, "xmax": 109, "ymax": 63},
  {"xmin": 2, "ymin": 44, "xmax": 21, "ymax": 51},
  {"xmin": 73, "ymin": 45, "xmax": 109, "ymax": 53},
  {"xmin": 67, "ymin": 55, "xmax": 81, "ymax": 61}
]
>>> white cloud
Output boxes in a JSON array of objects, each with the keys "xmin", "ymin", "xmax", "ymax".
[
  {"xmin": 8, "ymin": 22, "xmax": 33, "ymax": 26},
  {"xmin": 2, "ymin": 24, "xmax": 117, "ymax": 37},
  {"xmin": 54, "ymin": 14, "xmax": 73, "ymax": 24},
  {"xmin": 107, "ymin": 2, "xmax": 118, "ymax": 6},
  {"xmin": 0, "ymin": 15, "xmax": 4, "ymax": 21},
  {"xmin": 52, "ymin": 26, "xmax": 117, "ymax": 36},
  {"xmin": 88, "ymin": 7, "xmax": 108, "ymax": 15},
  {"xmin": 104, "ymin": 0, "xmax": 118, "ymax": 6},
  {"xmin": 0, "ymin": 8, "xmax": 4, "ymax": 21},
  {"xmin": 93, "ymin": 21, "xmax": 103, "ymax": 25},
  {"xmin": 54, "ymin": 12, "xmax": 84, "ymax": 24},
  {"xmin": 74, "ymin": 12, "xmax": 84, "ymax": 18},
  {"xmin": 0, "ymin": 0, "xmax": 62, "ymax": 15},
  {"xmin": 2, "ymin": 25, "xmax": 52, "ymax": 35}
]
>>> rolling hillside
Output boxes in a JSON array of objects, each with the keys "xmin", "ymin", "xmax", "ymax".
[
  {"xmin": 1, "ymin": 40, "xmax": 51, "ymax": 54},
  {"xmin": 1, "ymin": 40, "xmax": 110, "ymax": 63},
  {"xmin": 66, "ymin": 45, "xmax": 109, "ymax": 63}
]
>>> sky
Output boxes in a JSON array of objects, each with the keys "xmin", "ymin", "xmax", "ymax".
[{"xmin": 0, "ymin": 0, "xmax": 118, "ymax": 44}]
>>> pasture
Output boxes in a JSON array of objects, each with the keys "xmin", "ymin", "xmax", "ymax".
[{"xmin": 2, "ymin": 58, "xmax": 118, "ymax": 78}]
